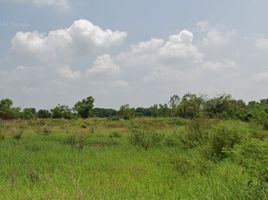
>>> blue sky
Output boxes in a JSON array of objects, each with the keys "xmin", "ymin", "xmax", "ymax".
[{"xmin": 0, "ymin": 0, "xmax": 268, "ymax": 109}]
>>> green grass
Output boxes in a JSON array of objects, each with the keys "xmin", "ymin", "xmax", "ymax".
[{"xmin": 0, "ymin": 118, "xmax": 267, "ymax": 199}]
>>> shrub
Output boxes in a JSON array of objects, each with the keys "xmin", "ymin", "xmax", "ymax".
[
  {"xmin": 231, "ymin": 140, "xmax": 268, "ymax": 199},
  {"xmin": 129, "ymin": 129, "xmax": 165, "ymax": 150},
  {"xmin": 180, "ymin": 117, "xmax": 211, "ymax": 148},
  {"xmin": 206, "ymin": 124, "xmax": 249, "ymax": 160}
]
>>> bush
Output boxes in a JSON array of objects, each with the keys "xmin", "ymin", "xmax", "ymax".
[
  {"xmin": 129, "ymin": 128, "xmax": 165, "ymax": 150},
  {"xmin": 180, "ymin": 117, "xmax": 211, "ymax": 148},
  {"xmin": 206, "ymin": 123, "xmax": 249, "ymax": 160},
  {"xmin": 231, "ymin": 140, "xmax": 268, "ymax": 199}
]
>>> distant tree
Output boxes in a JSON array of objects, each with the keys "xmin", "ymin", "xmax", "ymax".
[
  {"xmin": 169, "ymin": 95, "xmax": 180, "ymax": 109},
  {"xmin": 0, "ymin": 98, "xmax": 13, "ymax": 110},
  {"xmin": 91, "ymin": 108, "xmax": 117, "ymax": 118},
  {"xmin": 74, "ymin": 96, "xmax": 94, "ymax": 118},
  {"xmin": 118, "ymin": 104, "xmax": 135, "ymax": 120},
  {"xmin": 21, "ymin": 108, "xmax": 36, "ymax": 119},
  {"xmin": 203, "ymin": 94, "xmax": 246, "ymax": 119},
  {"xmin": 0, "ymin": 98, "xmax": 20, "ymax": 120},
  {"xmin": 37, "ymin": 109, "xmax": 52, "ymax": 119},
  {"xmin": 135, "ymin": 107, "xmax": 151, "ymax": 117},
  {"xmin": 158, "ymin": 104, "xmax": 171, "ymax": 117},
  {"xmin": 51, "ymin": 105, "xmax": 73, "ymax": 119},
  {"xmin": 178, "ymin": 93, "xmax": 204, "ymax": 118}
]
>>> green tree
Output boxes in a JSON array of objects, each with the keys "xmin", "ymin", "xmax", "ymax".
[
  {"xmin": 37, "ymin": 109, "xmax": 52, "ymax": 119},
  {"xmin": 178, "ymin": 93, "xmax": 204, "ymax": 118},
  {"xmin": 74, "ymin": 96, "xmax": 95, "ymax": 118},
  {"xmin": 0, "ymin": 98, "xmax": 20, "ymax": 119},
  {"xmin": 51, "ymin": 105, "xmax": 73, "ymax": 119},
  {"xmin": 118, "ymin": 104, "xmax": 135, "ymax": 120},
  {"xmin": 21, "ymin": 108, "xmax": 36, "ymax": 119}
]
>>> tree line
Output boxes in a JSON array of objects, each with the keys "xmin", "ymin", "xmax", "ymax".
[{"xmin": 0, "ymin": 93, "xmax": 268, "ymax": 123}]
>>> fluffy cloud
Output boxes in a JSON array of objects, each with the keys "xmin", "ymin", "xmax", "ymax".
[
  {"xmin": 11, "ymin": 19, "xmax": 127, "ymax": 63},
  {"xmin": 159, "ymin": 30, "xmax": 203, "ymax": 64},
  {"xmin": 57, "ymin": 65, "xmax": 81, "ymax": 80},
  {"xmin": 202, "ymin": 28, "xmax": 237, "ymax": 47},
  {"xmin": 0, "ymin": 21, "xmax": 255, "ymax": 108},
  {"xmin": 87, "ymin": 54, "xmax": 121, "ymax": 75},
  {"xmin": 118, "ymin": 29, "xmax": 203, "ymax": 69},
  {"xmin": 255, "ymin": 37, "xmax": 268, "ymax": 49}
]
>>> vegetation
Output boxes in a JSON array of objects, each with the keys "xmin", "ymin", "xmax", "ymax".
[{"xmin": 0, "ymin": 94, "xmax": 268, "ymax": 199}]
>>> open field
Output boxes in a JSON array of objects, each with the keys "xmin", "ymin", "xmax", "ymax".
[{"xmin": 0, "ymin": 118, "xmax": 268, "ymax": 199}]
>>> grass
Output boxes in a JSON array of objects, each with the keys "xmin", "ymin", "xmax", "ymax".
[{"xmin": 0, "ymin": 118, "xmax": 267, "ymax": 199}]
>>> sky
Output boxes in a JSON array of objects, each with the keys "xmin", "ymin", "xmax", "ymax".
[{"xmin": 0, "ymin": 0, "xmax": 268, "ymax": 109}]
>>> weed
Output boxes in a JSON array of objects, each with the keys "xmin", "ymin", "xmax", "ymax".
[
  {"xmin": 129, "ymin": 128, "xmax": 165, "ymax": 150},
  {"xmin": 11, "ymin": 128, "xmax": 23, "ymax": 140},
  {"xmin": 109, "ymin": 132, "xmax": 122, "ymax": 138}
]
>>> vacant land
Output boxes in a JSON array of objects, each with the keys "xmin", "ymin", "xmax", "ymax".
[{"xmin": 0, "ymin": 118, "xmax": 268, "ymax": 200}]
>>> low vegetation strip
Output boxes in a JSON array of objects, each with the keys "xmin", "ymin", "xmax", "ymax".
[{"xmin": 0, "ymin": 117, "xmax": 268, "ymax": 199}]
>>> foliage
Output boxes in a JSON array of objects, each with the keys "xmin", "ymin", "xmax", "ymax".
[
  {"xmin": 206, "ymin": 123, "xmax": 250, "ymax": 160},
  {"xmin": 37, "ymin": 109, "xmax": 52, "ymax": 119},
  {"xmin": 231, "ymin": 140, "xmax": 268, "ymax": 199},
  {"xmin": 51, "ymin": 104, "xmax": 74, "ymax": 119},
  {"xmin": 74, "ymin": 96, "xmax": 94, "ymax": 118},
  {"xmin": 118, "ymin": 104, "xmax": 135, "ymax": 120},
  {"xmin": 177, "ymin": 93, "xmax": 204, "ymax": 118},
  {"xmin": 21, "ymin": 108, "xmax": 36, "ymax": 119}
]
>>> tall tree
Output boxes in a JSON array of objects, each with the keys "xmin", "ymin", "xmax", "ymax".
[{"xmin": 74, "ymin": 96, "xmax": 95, "ymax": 118}]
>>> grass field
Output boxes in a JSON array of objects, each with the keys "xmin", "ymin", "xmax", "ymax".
[{"xmin": 0, "ymin": 118, "xmax": 267, "ymax": 199}]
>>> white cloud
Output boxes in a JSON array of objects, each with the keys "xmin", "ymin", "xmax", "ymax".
[
  {"xmin": 118, "ymin": 29, "xmax": 203, "ymax": 70},
  {"xmin": 57, "ymin": 65, "xmax": 81, "ymax": 80},
  {"xmin": 253, "ymin": 71, "xmax": 268, "ymax": 81},
  {"xmin": 159, "ymin": 30, "xmax": 203, "ymax": 64},
  {"xmin": 11, "ymin": 19, "xmax": 127, "ymax": 62},
  {"xmin": 202, "ymin": 28, "xmax": 237, "ymax": 47},
  {"xmin": 87, "ymin": 54, "xmax": 121, "ymax": 75},
  {"xmin": 201, "ymin": 59, "xmax": 238, "ymax": 72},
  {"xmin": 256, "ymin": 37, "xmax": 268, "ymax": 49}
]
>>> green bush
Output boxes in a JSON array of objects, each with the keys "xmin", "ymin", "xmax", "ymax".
[
  {"xmin": 206, "ymin": 123, "xmax": 249, "ymax": 160},
  {"xmin": 180, "ymin": 117, "xmax": 211, "ymax": 148},
  {"xmin": 231, "ymin": 139, "xmax": 268, "ymax": 199}
]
